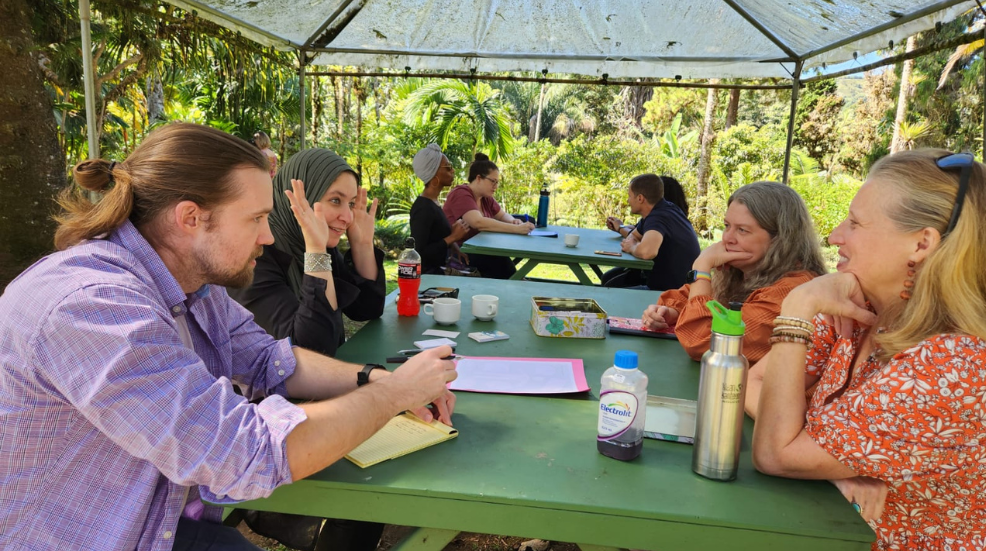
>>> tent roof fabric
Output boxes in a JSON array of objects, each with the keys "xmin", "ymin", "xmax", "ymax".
[{"xmin": 168, "ymin": 0, "xmax": 977, "ymax": 79}]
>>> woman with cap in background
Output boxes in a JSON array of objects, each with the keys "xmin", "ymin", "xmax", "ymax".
[
  {"xmin": 409, "ymin": 144, "xmax": 471, "ymax": 274},
  {"xmin": 230, "ymin": 148, "xmax": 386, "ymax": 358}
]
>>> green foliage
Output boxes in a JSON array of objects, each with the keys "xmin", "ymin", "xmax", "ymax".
[
  {"xmin": 402, "ymin": 79, "xmax": 514, "ymax": 160},
  {"xmin": 552, "ymin": 135, "xmax": 690, "ymax": 227},
  {"xmin": 789, "ymin": 174, "xmax": 862, "ymax": 242},
  {"xmin": 36, "ymin": 0, "xmax": 919, "ymax": 260}
]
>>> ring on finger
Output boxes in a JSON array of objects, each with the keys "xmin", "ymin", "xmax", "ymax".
[{"xmin": 851, "ymin": 499, "xmax": 861, "ymax": 514}]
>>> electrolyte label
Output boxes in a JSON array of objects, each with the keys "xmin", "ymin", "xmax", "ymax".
[{"xmin": 597, "ymin": 390, "xmax": 638, "ymax": 439}]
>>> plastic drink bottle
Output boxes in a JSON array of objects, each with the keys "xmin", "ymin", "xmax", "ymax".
[
  {"xmin": 536, "ymin": 183, "xmax": 550, "ymax": 228},
  {"xmin": 397, "ymin": 237, "xmax": 421, "ymax": 316},
  {"xmin": 597, "ymin": 350, "xmax": 648, "ymax": 461},
  {"xmin": 692, "ymin": 300, "xmax": 749, "ymax": 481}
]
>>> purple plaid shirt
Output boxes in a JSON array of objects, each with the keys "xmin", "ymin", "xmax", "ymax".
[{"xmin": 0, "ymin": 220, "xmax": 307, "ymax": 551}]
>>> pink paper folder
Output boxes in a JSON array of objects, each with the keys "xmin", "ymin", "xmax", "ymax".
[{"xmin": 448, "ymin": 356, "xmax": 590, "ymax": 394}]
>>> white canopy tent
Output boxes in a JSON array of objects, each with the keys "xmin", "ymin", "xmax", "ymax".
[
  {"xmin": 80, "ymin": 0, "xmax": 984, "ymax": 177},
  {"xmin": 165, "ymin": 0, "xmax": 976, "ymax": 79}
]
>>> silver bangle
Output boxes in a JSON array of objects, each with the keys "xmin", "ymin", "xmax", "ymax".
[{"xmin": 304, "ymin": 252, "xmax": 332, "ymax": 273}]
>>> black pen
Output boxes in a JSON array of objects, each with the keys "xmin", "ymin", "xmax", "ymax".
[{"xmin": 386, "ymin": 354, "xmax": 459, "ymax": 364}]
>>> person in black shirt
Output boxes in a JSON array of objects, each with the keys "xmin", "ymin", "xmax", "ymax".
[
  {"xmin": 409, "ymin": 144, "xmax": 470, "ymax": 274},
  {"xmin": 603, "ymin": 176, "xmax": 690, "ymax": 287},
  {"xmin": 606, "ymin": 174, "xmax": 700, "ymax": 291},
  {"xmin": 228, "ymin": 148, "xmax": 388, "ymax": 551}
]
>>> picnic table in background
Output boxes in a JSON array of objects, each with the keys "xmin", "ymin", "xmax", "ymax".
[
  {"xmin": 231, "ymin": 276, "xmax": 874, "ymax": 551},
  {"xmin": 459, "ymin": 225, "xmax": 652, "ymax": 285}
]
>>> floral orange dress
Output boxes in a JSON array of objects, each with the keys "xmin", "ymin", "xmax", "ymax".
[{"xmin": 803, "ymin": 318, "xmax": 986, "ymax": 550}]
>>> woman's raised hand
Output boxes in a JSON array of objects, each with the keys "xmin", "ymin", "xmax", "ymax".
[
  {"xmin": 346, "ymin": 186, "xmax": 379, "ymax": 248},
  {"xmin": 284, "ymin": 179, "xmax": 329, "ymax": 252}
]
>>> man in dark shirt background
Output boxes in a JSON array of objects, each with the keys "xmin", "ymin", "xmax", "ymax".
[{"xmin": 605, "ymin": 174, "xmax": 701, "ymax": 290}]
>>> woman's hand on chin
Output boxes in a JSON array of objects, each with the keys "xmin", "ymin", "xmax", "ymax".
[
  {"xmin": 695, "ymin": 241, "xmax": 754, "ymax": 273},
  {"xmin": 782, "ymin": 273, "xmax": 876, "ymax": 336}
]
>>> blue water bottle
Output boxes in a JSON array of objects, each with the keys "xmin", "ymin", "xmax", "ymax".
[{"xmin": 536, "ymin": 183, "xmax": 550, "ymax": 228}]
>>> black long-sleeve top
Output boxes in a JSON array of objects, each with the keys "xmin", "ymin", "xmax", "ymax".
[
  {"xmin": 409, "ymin": 195, "xmax": 452, "ymax": 275},
  {"xmin": 229, "ymin": 244, "xmax": 386, "ymax": 356}
]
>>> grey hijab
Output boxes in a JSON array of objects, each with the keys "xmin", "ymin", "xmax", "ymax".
[{"xmin": 268, "ymin": 148, "xmax": 358, "ymax": 297}]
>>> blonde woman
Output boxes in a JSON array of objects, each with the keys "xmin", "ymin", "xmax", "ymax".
[{"xmin": 752, "ymin": 150, "xmax": 986, "ymax": 550}]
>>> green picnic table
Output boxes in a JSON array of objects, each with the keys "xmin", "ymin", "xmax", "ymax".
[
  {"xmin": 233, "ymin": 276, "xmax": 874, "ymax": 551},
  {"xmin": 459, "ymin": 226, "xmax": 653, "ymax": 285}
]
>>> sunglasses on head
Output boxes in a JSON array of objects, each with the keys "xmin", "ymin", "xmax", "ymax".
[{"xmin": 935, "ymin": 152, "xmax": 975, "ymax": 237}]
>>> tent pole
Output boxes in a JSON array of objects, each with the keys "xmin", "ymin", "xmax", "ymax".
[
  {"xmin": 79, "ymin": 0, "xmax": 98, "ymax": 159},
  {"xmin": 299, "ymin": 51, "xmax": 307, "ymax": 150},
  {"xmin": 782, "ymin": 61, "xmax": 803, "ymax": 185}
]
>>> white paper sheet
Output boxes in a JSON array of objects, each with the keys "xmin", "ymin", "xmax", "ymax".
[
  {"xmin": 449, "ymin": 357, "xmax": 589, "ymax": 394},
  {"xmin": 423, "ymin": 329, "xmax": 460, "ymax": 338}
]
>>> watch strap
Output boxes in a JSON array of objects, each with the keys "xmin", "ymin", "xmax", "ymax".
[
  {"xmin": 686, "ymin": 269, "xmax": 712, "ymax": 283},
  {"xmin": 357, "ymin": 363, "xmax": 387, "ymax": 386}
]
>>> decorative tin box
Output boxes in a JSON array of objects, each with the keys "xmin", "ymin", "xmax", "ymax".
[{"xmin": 529, "ymin": 297, "xmax": 608, "ymax": 339}]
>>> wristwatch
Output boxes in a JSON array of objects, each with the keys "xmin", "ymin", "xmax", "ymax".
[
  {"xmin": 685, "ymin": 269, "xmax": 712, "ymax": 283},
  {"xmin": 357, "ymin": 363, "xmax": 387, "ymax": 387}
]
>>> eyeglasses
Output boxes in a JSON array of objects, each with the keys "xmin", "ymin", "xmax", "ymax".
[
  {"xmin": 936, "ymin": 152, "xmax": 975, "ymax": 237},
  {"xmin": 482, "ymin": 176, "xmax": 500, "ymax": 186}
]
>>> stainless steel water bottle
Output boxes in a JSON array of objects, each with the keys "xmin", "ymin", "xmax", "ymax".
[{"xmin": 692, "ymin": 300, "xmax": 748, "ymax": 481}]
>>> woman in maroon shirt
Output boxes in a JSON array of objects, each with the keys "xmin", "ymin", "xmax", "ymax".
[{"xmin": 442, "ymin": 153, "xmax": 534, "ymax": 278}]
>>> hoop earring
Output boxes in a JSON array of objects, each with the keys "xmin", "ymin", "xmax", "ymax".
[{"xmin": 900, "ymin": 260, "xmax": 916, "ymax": 300}]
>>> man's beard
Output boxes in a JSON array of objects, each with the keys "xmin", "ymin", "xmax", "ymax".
[{"xmin": 198, "ymin": 247, "xmax": 262, "ymax": 289}]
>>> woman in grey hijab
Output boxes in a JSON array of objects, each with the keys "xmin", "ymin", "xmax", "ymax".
[
  {"xmin": 228, "ymin": 148, "xmax": 387, "ymax": 551},
  {"xmin": 230, "ymin": 147, "xmax": 386, "ymax": 357},
  {"xmin": 409, "ymin": 144, "xmax": 470, "ymax": 274}
]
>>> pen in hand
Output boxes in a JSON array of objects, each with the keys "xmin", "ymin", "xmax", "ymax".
[{"xmin": 386, "ymin": 354, "xmax": 459, "ymax": 364}]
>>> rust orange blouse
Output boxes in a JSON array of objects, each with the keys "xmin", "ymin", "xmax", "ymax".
[
  {"xmin": 657, "ymin": 270, "xmax": 815, "ymax": 362},
  {"xmin": 804, "ymin": 319, "xmax": 986, "ymax": 550}
]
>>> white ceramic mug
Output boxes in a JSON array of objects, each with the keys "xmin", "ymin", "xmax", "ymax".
[
  {"xmin": 423, "ymin": 297, "xmax": 461, "ymax": 325},
  {"xmin": 564, "ymin": 234, "xmax": 580, "ymax": 247},
  {"xmin": 471, "ymin": 295, "xmax": 499, "ymax": 321}
]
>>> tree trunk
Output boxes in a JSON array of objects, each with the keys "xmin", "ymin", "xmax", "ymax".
[
  {"xmin": 0, "ymin": 0, "xmax": 65, "ymax": 288},
  {"xmin": 695, "ymin": 83, "xmax": 719, "ymax": 232},
  {"xmin": 890, "ymin": 35, "xmax": 918, "ymax": 153},
  {"xmin": 725, "ymin": 89, "xmax": 740, "ymax": 129},
  {"xmin": 145, "ymin": 65, "xmax": 165, "ymax": 124},
  {"xmin": 333, "ymin": 76, "xmax": 345, "ymax": 137},
  {"xmin": 619, "ymin": 85, "xmax": 654, "ymax": 137},
  {"xmin": 534, "ymin": 82, "xmax": 546, "ymax": 142},
  {"xmin": 354, "ymin": 79, "xmax": 364, "ymax": 175},
  {"xmin": 311, "ymin": 75, "xmax": 322, "ymax": 146}
]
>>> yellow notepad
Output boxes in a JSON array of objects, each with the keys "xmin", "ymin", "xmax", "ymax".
[{"xmin": 345, "ymin": 412, "xmax": 458, "ymax": 468}]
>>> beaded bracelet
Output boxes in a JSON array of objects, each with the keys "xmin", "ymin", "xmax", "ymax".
[
  {"xmin": 773, "ymin": 316, "xmax": 814, "ymax": 333},
  {"xmin": 769, "ymin": 332, "xmax": 812, "ymax": 349},
  {"xmin": 772, "ymin": 324, "xmax": 812, "ymax": 337}
]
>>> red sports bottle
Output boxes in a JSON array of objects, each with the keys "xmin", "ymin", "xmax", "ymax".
[{"xmin": 397, "ymin": 237, "xmax": 421, "ymax": 316}]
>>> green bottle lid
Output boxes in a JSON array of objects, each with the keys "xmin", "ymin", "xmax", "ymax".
[{"xmin": 707, "ymin": 300, "xmax": 745, "ymax": 336}]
